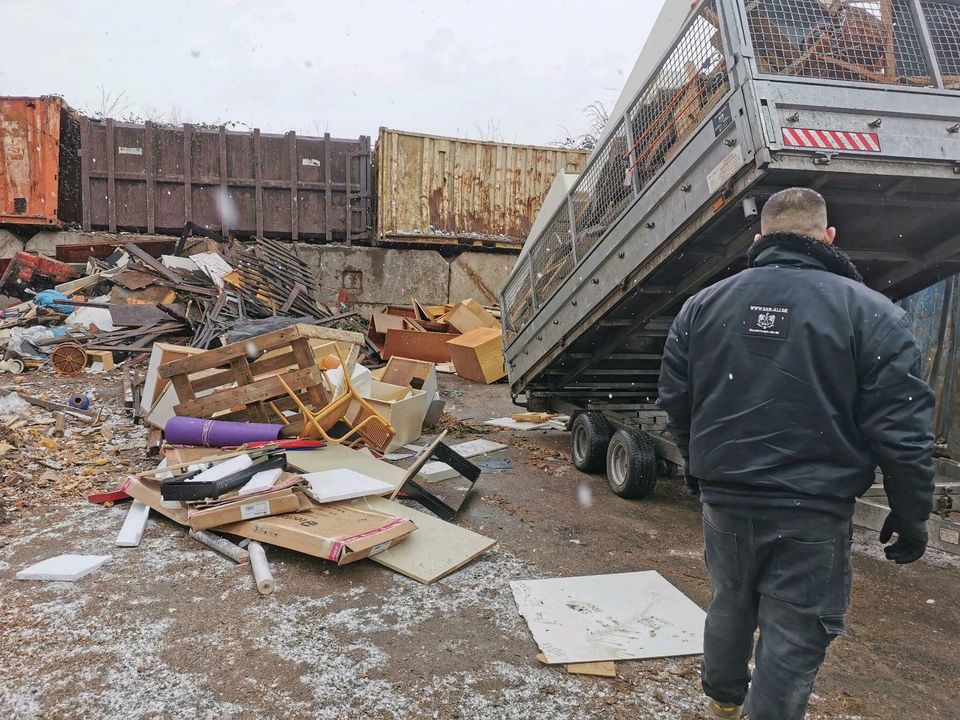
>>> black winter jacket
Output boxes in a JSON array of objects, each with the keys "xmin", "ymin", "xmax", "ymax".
[{"xmin": 658, "ymin": 234, "xmax": 935, "ymax": 523}]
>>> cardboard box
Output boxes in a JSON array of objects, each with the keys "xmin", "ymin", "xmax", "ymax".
[
  {"xmin": 124, "ymin": 473, "xmax": 416, "ymax": 565},
  {"xmin": 186, "ymin": 486, "xmax": 312, "ymax": 531},
  {"xmin": 348, "ymin": 380, "xmax": 426, "ymax": 452},
  {"xmin": 218, "ymin": 502, "xmax": 416, "ymax": 565},
  {"xmin": 372, "ymin": 356, "xmax": 437, "ymax": 427},
  {"xmin": 446, "ymin": 327, "xmax": 506, "ymax": 384}
]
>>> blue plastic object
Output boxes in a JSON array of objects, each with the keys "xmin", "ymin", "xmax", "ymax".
[
  {"xmin": 33, "ymin": 290, "xmax": 73, "ymax": 314},
  {"xmin": 69, "ymin": 394, "xmax": 91, "ymax": 410}
]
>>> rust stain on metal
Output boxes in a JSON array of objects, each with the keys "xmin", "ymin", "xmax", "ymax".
[
  {"xmin": 375, "ymin": 128, "xmax": 589, "ymax": 244},
  {"xmin": 0, "ymin": 96, "xmax": 80, "ymax": 227}
]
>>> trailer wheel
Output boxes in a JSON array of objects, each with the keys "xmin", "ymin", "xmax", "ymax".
[
  {"xmin": 570, "ymin": 412, "xmax": 612, "ymax": 473},
  {"xmin": 606, "ymin": 429, "xmax": 658, "ymax": 499}
]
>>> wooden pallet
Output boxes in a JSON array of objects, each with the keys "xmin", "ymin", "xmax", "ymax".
[{"xmin": 157, "ymin": 324, "xmax": 364, "ymax": 423}]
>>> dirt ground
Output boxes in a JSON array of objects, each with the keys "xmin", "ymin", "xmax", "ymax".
[{"xmin": 1, "ymin": 370, "xmax": 958, "ymax": 720}]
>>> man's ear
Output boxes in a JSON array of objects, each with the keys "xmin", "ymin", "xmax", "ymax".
[{"xmin": 824, "ymin": 227, "xmax": 837, "ymax": 245}]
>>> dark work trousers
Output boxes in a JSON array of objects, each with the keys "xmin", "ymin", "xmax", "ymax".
[{"xmin": 701, "ymin": 503, "xmax": 853, "ymax": 720}]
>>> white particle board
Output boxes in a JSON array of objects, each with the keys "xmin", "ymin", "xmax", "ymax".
[
  {"xmin": 238, "ymin": 468, "xmax": 283, "ymax": 496},
  {"xmin": 416, "ymin": 439, "xmax": 507, "ymax": 483},
  {"xmin": 356, "ymin": 496, "xmax": 495, "ymax": 584},
  {"xmin": 16, "ymin": 554, "xmax": 111, "ymax": 582},
  {"xmin": 286, "ymin": 445, "xmax": 407, "ymax": 491},
  {"xmin": 115, "ymin": 500, "xmax": 150, "ymax": 547},
  {"xmin": 302, "ymin": 469, "xmax": 394, "ymax": 503},
  {"xmin": 510, "ymin": 571, "xmax": 705, "ymax": 664}
]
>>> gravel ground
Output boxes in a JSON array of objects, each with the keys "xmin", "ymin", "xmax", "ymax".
[{"xmin": 1, "ymin": 370, "xmax": 958, "ymax": 720}]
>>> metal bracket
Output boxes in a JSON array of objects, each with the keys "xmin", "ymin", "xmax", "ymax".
[{"xmin": 813, "ymin": 152, "xmax": 834, "ymax": 166}]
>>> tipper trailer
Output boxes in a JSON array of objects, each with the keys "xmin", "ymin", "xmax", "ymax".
[{"xmin": 500, "ymin": 0, "xmax": 960, "ymax": 548}]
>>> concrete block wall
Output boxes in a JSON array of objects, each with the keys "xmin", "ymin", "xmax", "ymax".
[{"xmin": 0, "ymin": 229, "xmax": 517, "ymax": 313}]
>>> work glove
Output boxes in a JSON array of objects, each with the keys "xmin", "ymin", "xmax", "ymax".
[
  {"xmin": 879, "ymin": 512, "xmax": 928, "ymax": 564},
  {"xmin": 683, "ymin": 471, "xmax": 701, "ymax": 499}
]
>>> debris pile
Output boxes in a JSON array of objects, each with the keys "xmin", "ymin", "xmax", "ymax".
[
  {"xmin": 0, "ymin": 233, "xmax": 359, "ymax": 375},
  {"xmin": 7, "ymin": 311, "xmax": 513, "ymax": 592},
  {"xmin": 367, "ymin": 297, "xmax": 507, "ymax": 384}
]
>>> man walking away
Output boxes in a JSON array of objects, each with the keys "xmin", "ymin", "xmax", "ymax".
[{"xmin": 658, "ymin": 188, "xmax": 935, "ymax": 720}]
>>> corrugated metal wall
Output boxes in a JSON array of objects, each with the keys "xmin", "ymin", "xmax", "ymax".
[
  {"xmin": 374, "ymin": 128, "xmax": 589, "ymax": 246},
  {"xmin": 901, "ymin": 276, "xmax": 960, "ymax": 449},
  {"xmin": 79, "ymin": 118, "xmax": 371, "ymax": 242}
]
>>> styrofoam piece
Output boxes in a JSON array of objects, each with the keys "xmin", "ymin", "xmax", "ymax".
[
  {"xmin": 115, "ymin": 500, "xmax": 150, "ymax": 547},
  {"xmin": 510, "ymin": 571, "xmax": 705, "ymax": 664},
  {"xmin": 16, "ymin": 554, "xmax": 111, "ymax": 582},
  {"xmin": 483, "ymin": 417, "xmax": 549, "ymax": 431},
  {"xmin": 301, "ymin": 469, "xmax": 394, "ymax": 503},
  {"xmin": 416, "ymin": 439, "xmax": 508, "ymax": 483},
  {"xmin": 238, "ymin": 467, "xmax": 283, "ymax": 496},
  {"xmin": 187, "ymin": 454, "xmax": 252, "ymax": 483},
  {"xmin": 382, "ymin": 451, "xmax": 415, "ymax": 462},
  {"xmin": 247, "ymin": 541, "xmax": 275, "ymax": 595}
]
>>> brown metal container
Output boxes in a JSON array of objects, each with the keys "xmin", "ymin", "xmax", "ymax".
[
  {"xmin": 79, "ymin": 118, "xmax": 371, "ymax": 242},
  {"xmin": 373, "ymin": 128, "xmax": 589, "ymax": 249},
  {"xmin": 0, "ymin": 96, "xmax": 81, "ymax": 227}
]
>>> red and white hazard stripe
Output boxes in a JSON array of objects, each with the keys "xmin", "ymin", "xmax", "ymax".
[{"xmin": 781, "ymin": 127, "xmax": 881, "ymax": 153}]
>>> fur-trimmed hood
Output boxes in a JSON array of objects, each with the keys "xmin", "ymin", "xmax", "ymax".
[{"xmin": 747, "ymin": 232, "xmax": 864, "ymax": 284}]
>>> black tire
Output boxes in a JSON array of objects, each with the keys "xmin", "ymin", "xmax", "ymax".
[
  {"xmin": 606, "ymin": 428, "xmax": 658, "ymax": 499},
  {"xmin": 570, "ymin": 412, "xmax": 612, "ymax": 473}
]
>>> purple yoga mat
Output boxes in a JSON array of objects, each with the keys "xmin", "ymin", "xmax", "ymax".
[{"xmin": 164, "ymin": 417, "xmax": 283, "ymax": 447}]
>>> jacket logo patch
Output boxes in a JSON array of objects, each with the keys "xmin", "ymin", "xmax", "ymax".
[{"xmin": 743, "ymin": 304, "xmax": 790, "ymax": 339}]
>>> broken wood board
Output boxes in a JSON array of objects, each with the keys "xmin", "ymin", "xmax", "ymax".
[
  {"xmin": 285, "ymin": 445, "xmax": 407, "ymax": 491},
  {"xmin": 567, "ymin": 661, "xmax": 617, "ymax": 677},
  {"xmin": 416, "ymin": 438, "xmax": 507, "ymax": 483},
  {"xmin": 510, "ymin": 571, "xmax": 705, "ymax": 664},
  {"xmin": 536, "ymin": 654, "xmax": 617, "ymax": 676},
  {"xmin": 356, "ymin": 495, "xmax": 496, "ymax": 584}
]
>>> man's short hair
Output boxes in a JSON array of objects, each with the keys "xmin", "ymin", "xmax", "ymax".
[{"xmin": 760, "ymin": 187, "xmax": 828, "ymax": 239}]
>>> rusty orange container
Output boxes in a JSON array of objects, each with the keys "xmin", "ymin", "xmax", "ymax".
[{"xmin": 0, "ymin": 96, "xmax": 81, "ymax": 227}]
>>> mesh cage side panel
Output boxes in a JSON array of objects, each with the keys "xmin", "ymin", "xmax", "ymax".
[
  {"xmin": 570, "ymin": 121, "xmax": 632, "ymax": 261},
  {"xmin": 747, "ymin": 0, "xmax": 933, "ymax": 86},
  {"xmin": 531, "ymin": 206, "xmax": 575, "ymax": 302},
  {"xmin": 627, "ymin": 1, "xmax": 730, "ymax": 192},
  {"xmin": 923, "ymin": 1, "xmax": 960, "ymax": 80},
  {"xmin": 503, "ymin": 270, "xmax": 534, "ymax": 335}
]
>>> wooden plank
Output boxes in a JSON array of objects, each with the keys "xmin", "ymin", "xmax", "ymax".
[
  {"xmin": 174, "ymin": 366, "xmax": 323, "ymax": 418},
  {"xmin": 158, "ymin": 324, "xmax": 363, "ymax": 379},
  {"xmin": 359, "ymin": 495, "xmax": 496, "ymax": 584},
  {"xmin": 229, "ymin": 355, "xmax": 268, "ymax": 421},
  {"xmin": 290, "ymin": 337, "xmax": 328, "ymax": 410},
  {"xmin": 567, "ymin": 661, "xmax": 616, "ymax": 677}
]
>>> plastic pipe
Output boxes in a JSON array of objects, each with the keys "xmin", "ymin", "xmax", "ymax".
[{"xmin": 247, "ymin": 541, "xmax": 275, "ymax": 595}]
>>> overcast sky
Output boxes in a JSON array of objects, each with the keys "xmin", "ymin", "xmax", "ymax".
[{"xmin": 1, "ymin": 0, "xmax": 664, "ymax": 145}]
